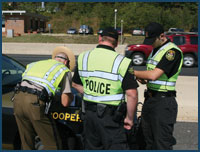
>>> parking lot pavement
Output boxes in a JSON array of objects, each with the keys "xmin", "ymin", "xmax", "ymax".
[{"xmin": 174, "ymin": 122, "xmax": 198, "ymax": 150}]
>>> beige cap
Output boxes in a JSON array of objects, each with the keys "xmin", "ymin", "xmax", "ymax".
[{"xmin": 52, "ymin": 46, "xmax": 75, "ymax": 71}]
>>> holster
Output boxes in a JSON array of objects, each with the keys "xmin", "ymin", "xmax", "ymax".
[
  {"xmin": 97, "ymin": 103, "xmax": 107, "ymax": 118},
  {"xmin": 112, "ymin": 102, "xmax": 127, "ymax": 123},
  {"xmin": 80, "ymin": 100, "xmax": 86, "ymax": 120}
]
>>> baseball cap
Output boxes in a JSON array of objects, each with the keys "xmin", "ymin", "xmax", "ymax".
[
  {"xmin": 143, "ymin": 22, "xmax": 164, "ymax": 45},
  {"xmin": 100, "ymin": 27, "xmax": 118, "ymax": 40}
]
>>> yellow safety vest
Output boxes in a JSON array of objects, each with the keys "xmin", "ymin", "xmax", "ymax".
[
  {"xmin": 78, "ymin": 47, "xmax": 131, "ymax": 106},
  {"xmin": 22, "ymin": 59, "xmax": 70, "ymax": 96},
  {"xmin": 147, "ymin": 42, "xmax": 183, "ymax": 92}
]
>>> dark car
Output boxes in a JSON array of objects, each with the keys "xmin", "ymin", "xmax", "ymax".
[
  {"xmin": 97, "ymin": 28, "xmax": 104, "ymax": 35},
  {"xmin": 2, "ymin": 54, "xmax": 25, "ymax": 150},
  {"xmin": 190, "ymin": 27, "xmax": 198, "ymax": 33},
  {"xmin": 2, "ymin": 54, "xmax": 83, "ymax": 150},
  {"xmin": 67, "ymin": 28, "xmax": 77, "ymax": 34},
  {"xmin": 79, "ymin": 25, "xmax": 93, "ymax": 35},
  {"xmin": 116, "ymin": 27, "xmax": 122, "ymax": 35},
  {"xmin": 125, "ymin": 34, "xmax": 198, "ymax": 67}
]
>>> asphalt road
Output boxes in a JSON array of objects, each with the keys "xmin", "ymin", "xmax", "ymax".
[
  {"xmin": 173, "ymin": 122, "xmax": 198, "ymax": 150},
  {"xmin": 6, "ymin": 54, "xmax": 198, "ymax": 76},
  {"xmin": 5, "ymin": 54, "xmax": 198, "ymax": 150}
]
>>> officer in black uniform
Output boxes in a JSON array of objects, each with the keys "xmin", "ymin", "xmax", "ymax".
[
  {"xmin": 72, "ymin": 27, "xmax": 139, "ymax": 150},
  {"xmin": 133, "ymin": 22, "xmax": 183, "ymax": 150}
]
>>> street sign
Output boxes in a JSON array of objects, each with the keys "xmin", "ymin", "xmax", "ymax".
[{"xmin": 48, "ymin": 24, "xmax": 51, "ymax": 33}]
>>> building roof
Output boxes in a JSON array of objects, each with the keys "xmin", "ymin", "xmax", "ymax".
[{"xmin": 2, "ymin": 10, "xmax": 48, "ymax": 21}]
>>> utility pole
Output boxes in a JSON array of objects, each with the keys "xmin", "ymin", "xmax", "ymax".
[
  {"xmin": 121, "ymin": 20, "xmax": 123, "ymax": 44},
  {"xmin": 114, "ymin": 9, "xmax": 117, "ymax": 29},
  {"xmin": 41, "ymin": 2, "xmax": 45, "ymax": 10}
]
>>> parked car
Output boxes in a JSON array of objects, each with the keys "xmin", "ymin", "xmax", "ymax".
[
  {"xmin": 125, "ymin": 34, "xmax": 198, "ymax": 67},
  {"xmin": 168, "ymin": 28, "xmax": 184, "ymax": 33},
  {"xmin": 190, "ymin": 27, "xmax": 198, "ymax": 33},
  {"xmin": 67, "ymin": 28, "xmax": 77, "ymax": 34},
  {"xmin": 132, "ymin": 28, "xmax": 145, "ymax": 36},
  {"xmin": 165, "ymin": 28, "xmax": 184, "ymax": 35},
  {"xmin": 79, "ymin": 25, "xmax": 93, "ymax": 34},
  {"xmin": 2, "ymin": 54, "xmax": 25, "ymax": 150},
  {"xmin": 98, "ymin": 28, "xmax": 122, "ymax": 35},
  {"xmin": 2, "ymin": 54, "xmax": 83, "ymax": 150},
  {"xmin": 116, "ymin": 27, "xmax": 122, "ymax": 35},
  {"xmin": 97, "ymin": 28, "xmax": 104, "ymax": 35}
]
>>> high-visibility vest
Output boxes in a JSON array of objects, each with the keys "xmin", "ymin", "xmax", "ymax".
[
  {"xmin": 78, "ymin": 47, "xmax": 131, "ymax": 106},
  {"xmin": 22, "ymin": 59, "xmax": 70, "ymax": 96},
  {"xmin": 147, "ymin": 42, "xmax": 183, "ymax": 92}
]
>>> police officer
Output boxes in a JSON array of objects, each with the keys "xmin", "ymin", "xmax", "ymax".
[
  {"xmin": 133, "ymin": 22, "xmax": 183, "ymax": 150},
  {"xmin": 72, "ymin": 27, "xmax": 139, "ymax": 150},
  {"xmin": 13, "ymin": 46, "xmax": 75, "ymax": 150}
]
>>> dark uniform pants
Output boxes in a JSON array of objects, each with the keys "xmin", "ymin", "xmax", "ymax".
[
  {"xmin": 83, "ymin": 105, "xmax": 129, "ymax": 150},
  {"xmin": 13, "ymin": 91, "xmax": 62, "ymax": 150},
  {"xmin": 141, "ymin": 96, "xmax": 177, "ymax": 150}
]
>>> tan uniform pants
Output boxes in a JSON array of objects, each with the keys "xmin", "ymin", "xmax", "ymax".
[{"xmin": 13, "ymin": 91, "xmax": 62, "ymax": 150}]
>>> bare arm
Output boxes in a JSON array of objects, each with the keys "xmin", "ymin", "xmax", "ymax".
[
  {"xmin": 124, "ymin": 89, "xmax": 138, "ymax": 130},
  {"xmin": 61, "ymin": 93, "xmax": 74, "ymax": 107},
  {"xmin": 72, "ymin": 82, "xmax": 84, "ymax": 94},
  {"xmin": 134, "ymin": 68, "xmax": 164, "ymax": 81}
]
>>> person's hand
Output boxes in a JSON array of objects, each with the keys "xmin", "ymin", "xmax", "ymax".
[
  {"xmin": 137, "ymin": 78, "xmax": 147, "ymax": 84},
  {"xmin": 124, "ymin": 117, "xmax": 133, "ymax": 130}
]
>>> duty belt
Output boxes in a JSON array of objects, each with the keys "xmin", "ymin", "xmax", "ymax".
[
  {"xmin": 16, "ymin": 85, "xmax": 49, "ymax": 102},
  {"xmin": 145, "ymin": 89, "xmax": 176, "ymax": 98},
  {"xmin": 84, "ymin": 101, "xmax": 118, "ymax": 113}
]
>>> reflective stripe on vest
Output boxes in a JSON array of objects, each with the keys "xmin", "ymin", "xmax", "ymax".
[
  {"xmin": 112, "ymin": 55, "xmax": 124, "ymax": 73},
  {"xmin": 147, "ymin": 59, "xmax": 158, "ymax": 66},
  {"xmin": 148, "ymin": 80, "xmax": 176, "ymax": 86},
  {"xmin": 50, "ymin": 67, "xmax": 68, "ymax": 84},
  {"xmin": 83, "ymin": 51, "xmax": 90, "ymax": 70},
  {"xmin": 22, "ymin": 59, "xmax": 69, "ymax": 96},
  {"xmin": 147, "ymin": 42, "xmax": 183, "ymax": 92},
  {"xmin": 84, "ymin": 93, "xmax": 125, "ymax": 102},
  {"xmin": 79, "ymin": 71, "xmax": 123, "ymax": 82},
  {"xmin": 78, "ymin": 48, "xmax": 130, "ymax": 105},
  {"xmin": 43, "ymin": 63, "xmax": 63, "ymax": 79}
]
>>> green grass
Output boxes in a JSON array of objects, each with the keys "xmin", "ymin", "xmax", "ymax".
[{"xmin": 2, "ymin": 34, "xmax": 145, "ymax": 45}]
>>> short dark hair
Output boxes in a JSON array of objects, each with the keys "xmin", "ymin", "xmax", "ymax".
[{"xmin": 101, "ymin": 36, "xmax": 118, "ymax": 47}]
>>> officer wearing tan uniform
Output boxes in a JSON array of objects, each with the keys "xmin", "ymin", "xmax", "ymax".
[{"xmin": 13, "ymin": 46, "xmax": 75, "ymax": 150}]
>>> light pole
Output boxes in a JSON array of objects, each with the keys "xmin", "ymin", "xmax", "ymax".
[
  {"xmin": 121, "ymin": 20, "xmax": 123, "ymax": 44},
  {"xmin": 114, "ymin": 9, "xmax": 117, "ymax": 29}
]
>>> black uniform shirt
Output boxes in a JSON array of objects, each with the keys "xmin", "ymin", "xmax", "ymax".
[
  {"xmin": 72, "ymin": 44, "xmax": 139, "ymax": 91},
  {"xmin": 151, "ymin": 39, "xmax": 182, "ymax": 78}
]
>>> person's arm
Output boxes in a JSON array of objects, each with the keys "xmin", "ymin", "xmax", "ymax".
[
  {"xmin": 61, "ymin": 93, "xmax": 74, "ymax": 107},
  {"xmin": 134, "ymin": 68, "xmax": 164, "ymax": 81},
  {"xmin": 72, "ymin": 82, "xmax": 84, "ymax": 94},
  {"xmin": 60, "ymin": 72, "xmax": 74, "ymax": 107},
  {"xmin": 72, "ymin": 65, "xmax": 84, "ymax": 94},
  {"xmin": 124, "ymin": 89, "xmax": 138, "ymax": 130},
  {"xmin": 135, "ymin": 48, "xmax": 182, "ymax": 81}
]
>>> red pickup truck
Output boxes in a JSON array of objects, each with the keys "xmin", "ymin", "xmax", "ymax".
[{"xmin": 125, "ymin": 34, "xmax": 198, "ymax": 67}]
